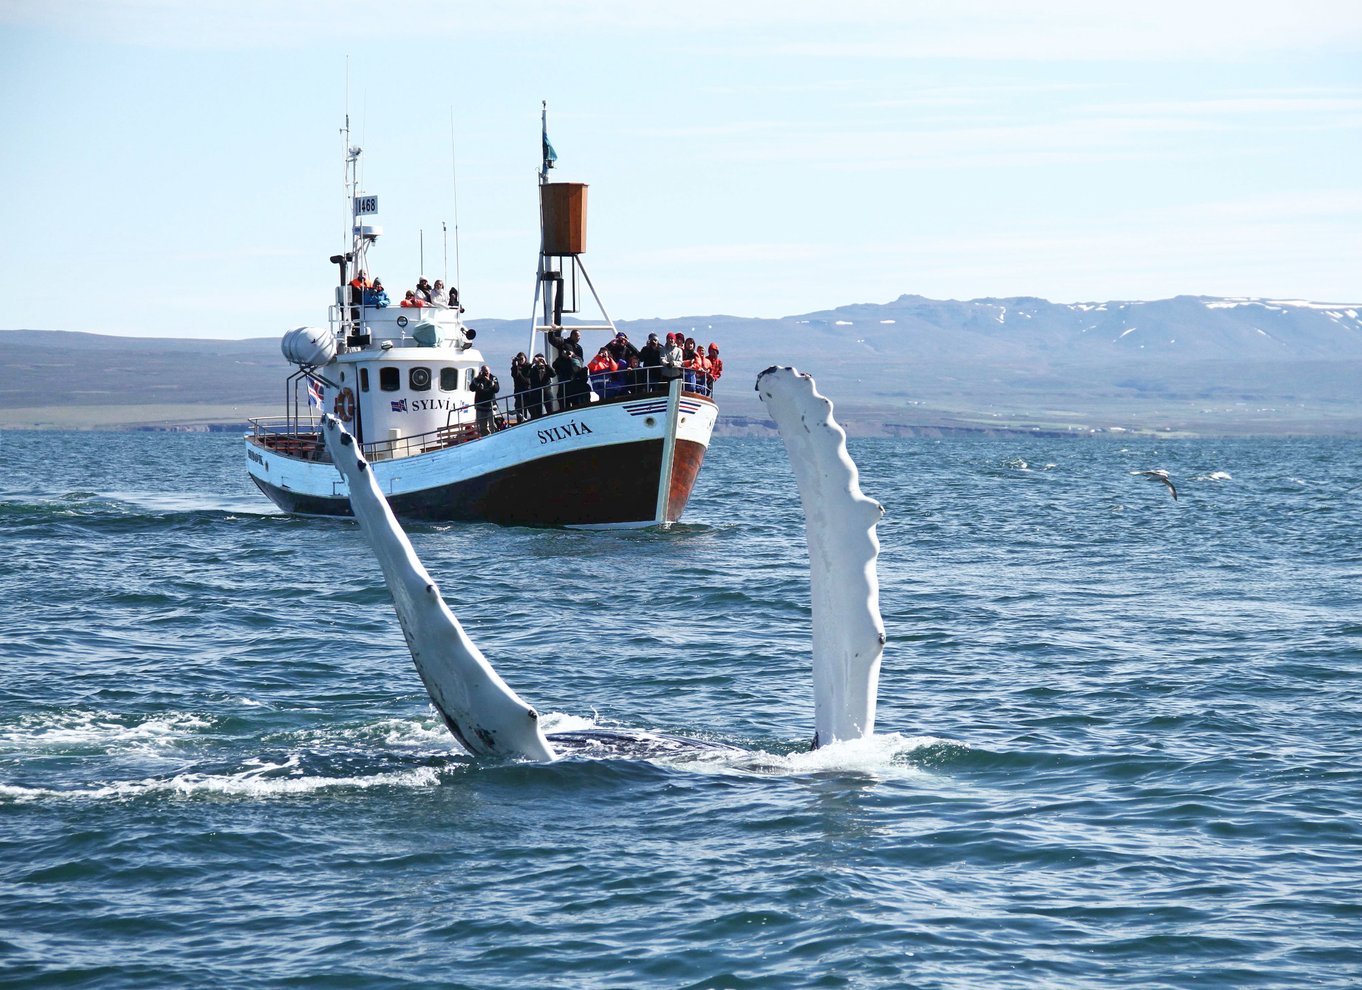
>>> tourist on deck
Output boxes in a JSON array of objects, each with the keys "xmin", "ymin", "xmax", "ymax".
[
  {"xmin": 689, "ymin": 345, "xmax": 712, "ymax": 396},
  {"xmin": 548, "ymin": 329, "xmax": 584, "ymax": 409},
  {"xmin": 706, "ymin": 343, "xmax": 723, "ymax": 392},
  {"xmin": 471, "ymin": 365, "xmax": 500, "ymax": 436},
  {"xmin": 551, "ymin": 346, "xmax": 580, "ymax": 413},
  {"xmin": 620, "ymin": 355, "xmax": 644, "ymax": 395},
  {"xmin": 510, "ymin": 352, "xmax": 531, "ymax": 422},
  {"xmin": 565, "ymin": 363, "xmax": 592, "ymax": 408},
  {"xmin": 416, "ymin": 277, "xmax": 433, "ymax": 303},
  {"xmin": 429, "ymin": 279, "xmax": 448, "ymax": 308},
  {"xmin": 606, "ymin": 332, "xmax": 638, "ymax": 366},
  {"xmin": 588, "ymin": 348, "xmax": 618, "ymax": 399},
  {"xmin": 347, "ymin": 273, "xmax": 370, "ymax": 320},
  {"xmin": 637, "ymin": 333, "xmax": 663, "ymax": 390},
  {"xmin": 400, "ymin": 289, "xmax": 426, "ymax": 309},
  {"xmin": 661, "ymin": 333, "xmax": 684, "ymax": 380},
  {"xmin": 547, "ymin": 327, "xmax": 584, "ymax": 360},
  {"xmin": 448, "ymin": 286, "xmax": 464, "ymax": 312},
  {"xmin": 681, "ymin": 338, "xmax": 700, "ymax": 389},
  {"xmin": 362, "ymin": 278, "xmax": 389, "ymax": 308},
  {"xmin": 639, "ymin": 333, "xmax": 662, "ymax": 365},
  {"xmin": 527, "ymin": 354, "xmax": 553, "ymax": 419}
]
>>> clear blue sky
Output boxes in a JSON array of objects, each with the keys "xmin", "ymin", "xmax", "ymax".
[{"xmin": 3, "ymin": 1, "xmax": 1360, "ymax": 339}]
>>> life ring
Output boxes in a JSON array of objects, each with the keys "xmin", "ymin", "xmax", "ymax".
[{"xmin": 334, "ymin": 387, "xmax": 356, "ymax": 423}]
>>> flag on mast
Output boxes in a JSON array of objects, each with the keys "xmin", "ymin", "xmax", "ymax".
[{"xmin": 542, "ymin": 121, "xmax": 557, "ymax": 171}]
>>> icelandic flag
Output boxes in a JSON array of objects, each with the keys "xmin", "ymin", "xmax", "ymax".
[
  {"xmin": 391, "ymin": 398, "xmax": 408, "ymax": 412},
  {"xmin": 307, "ymin": 378, "xmax": 323, "ymax": 411}
]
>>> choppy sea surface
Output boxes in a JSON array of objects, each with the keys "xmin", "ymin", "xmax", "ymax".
[{"xmin": 1, "ymin": 428, "xmax": 1360, "ymax": 989}]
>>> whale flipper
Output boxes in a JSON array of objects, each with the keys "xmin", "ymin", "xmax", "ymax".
[
  {"xmin": 756, "ymin": 367, "xmax": 886, "ymax": 748},
  {"xmin": 320, "ymin": 415, "xmax": 557, "ymax": 761}
]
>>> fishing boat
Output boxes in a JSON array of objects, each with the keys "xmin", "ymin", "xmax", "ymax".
[{"xmin": 244, "ymin": 112, "xmax": 717, "ymax": 528}]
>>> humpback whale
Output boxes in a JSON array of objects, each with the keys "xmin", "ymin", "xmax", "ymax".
[{"xmin": 319, "ymin": 366, "xmax": 885, "ymax": 760}]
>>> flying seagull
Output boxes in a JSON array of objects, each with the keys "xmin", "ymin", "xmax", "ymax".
[{"xmin": 1133, "ymin": 469, "xmax": 1178, "ymax": 500}]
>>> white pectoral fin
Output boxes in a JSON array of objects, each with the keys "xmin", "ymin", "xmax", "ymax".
[
  {"xmin": 321, "ymin": 415, "xmax": 556, "ymax": 761},
  {"xmin": 756, "ymin": 368, "xmax": 886, "ymax": 746}
]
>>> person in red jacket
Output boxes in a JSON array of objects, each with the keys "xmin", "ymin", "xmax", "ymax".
[
  {"xmin": 587, "ymin": 347, "xmax": 616, "ymax": 398},
  {"xmin": 706, "ymin": 343, "xmax": 723, "ymax": 392}
]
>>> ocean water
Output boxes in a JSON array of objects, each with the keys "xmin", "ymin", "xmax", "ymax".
[{"xmin": 1, "ymin": 428, "xmax": 1360, "ymax": 989}]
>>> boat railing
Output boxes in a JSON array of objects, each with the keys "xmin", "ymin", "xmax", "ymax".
[
  {"xmin": 248, "ymin": 367, "xmax": 716, "ymax": 464},
  {"xmin": 248, "ymin": 417, "xmax": 329, "ymax": 461}
]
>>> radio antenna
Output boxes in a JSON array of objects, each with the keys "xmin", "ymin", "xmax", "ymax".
[{"xmin": 449, "ymin": 108, "xmax": 462, "ymax": 296}]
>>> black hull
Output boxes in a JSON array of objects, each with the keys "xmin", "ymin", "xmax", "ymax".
[{"xmin": 251, "ymin": 437, "xmax": 708, "ymax": 528}]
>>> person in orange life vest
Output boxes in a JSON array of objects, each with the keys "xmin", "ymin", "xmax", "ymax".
[
  {"xmin": 688, "ymin": 346, "xmax": 712, "ymax": 395},
  {"xmin": 348, "ymin": 273, "xmax": 371, "ymax": 319},
  {"xmin": 399, "ymin": 289, "xmax": 426, "ymax": 308},
  {"xmin": 706, "ymin": 343, "xmax": 723, "ymax": 389}
]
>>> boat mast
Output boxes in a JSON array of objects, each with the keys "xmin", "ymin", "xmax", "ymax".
[
  {"xmin": 529, "ymin": 101, "xmax": 554, "ymax": 357},
  {"xmin": 527, "ymin": 103, "xmax": 614, "ymax": 358}
]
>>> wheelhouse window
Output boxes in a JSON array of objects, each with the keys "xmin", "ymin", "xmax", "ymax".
[
  {"xmin": 359, "ymin": 368, "xmax": 369, "ymax": 392},
  {"xmin": 439, "ymin": 367, "xmax": 460, "ymax": 391},
  {"xmin": 465, "ymin": 368, "xmax": 476, "ymax": 389},
  {"xmin": 410, "ymin": 367, "xmax": 432, "ymax": 391},
  {"xmin": 379, "ymin": 367, "xmax": 400, "ymax": 392}
]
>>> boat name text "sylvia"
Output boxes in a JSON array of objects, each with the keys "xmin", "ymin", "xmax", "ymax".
[
  {"xmin": 400, "ymin": 398, "xmax": 460, "ymax": 412},
  {"xmin": 537, "ymin": 421, "xmax": 594, "ymax": 445}
]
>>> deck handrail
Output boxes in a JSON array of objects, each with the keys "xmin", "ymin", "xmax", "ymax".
[{"xmin": 249, "ymin": 368, "xmax": 716, "ymax": 464}]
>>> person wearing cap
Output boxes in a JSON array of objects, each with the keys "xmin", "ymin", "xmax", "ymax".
[
  {"xmin": 362, "ymin": 277, "xmax": 389, "ymax": 308},
  {"xmin": 606, "ymin": 331, "xmax": 638, "ymax": 366},
  {"xmin": 639, "ymin": 332, "xmax": 663, "ymax": 366},
  {"xmin": 706, "ymin": 343, "xmax": 723, "ymax": 391}
]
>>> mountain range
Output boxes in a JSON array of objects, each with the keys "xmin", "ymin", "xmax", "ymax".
[{"xmin": 3, "ymin": 294, "xmax": 1360, "ymax": 436}]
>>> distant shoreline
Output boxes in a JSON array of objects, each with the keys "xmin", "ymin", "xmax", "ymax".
[{"xmin": 3, "ymin": 414, "xmax": 1354, "ymax": 441}]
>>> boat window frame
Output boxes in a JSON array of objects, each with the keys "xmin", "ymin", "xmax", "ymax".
[
  {"xmin": 410, "ymin": 367, "xmax": 433, "ymax": 392},
  {"xmin": 359, "ymin": 368, "xmax": 370, "ymax": 393},
  {"xmin": 439, "ymin": 367, "xmax": 460, "ymax": 392},
  {"xmin": 379, "ymin": 367, "xmax": 401, "ymax": 392}
]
